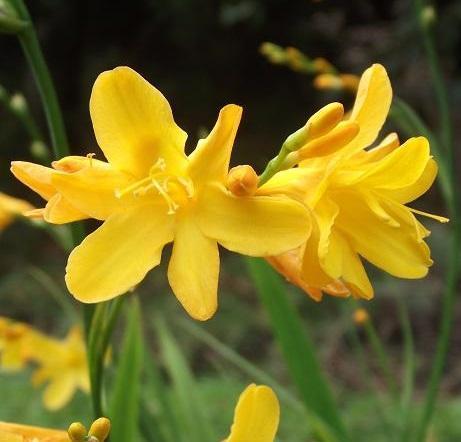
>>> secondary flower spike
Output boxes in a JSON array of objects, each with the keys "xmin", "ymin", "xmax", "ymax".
[
  {"xmin": 260, "ymin": 64, "xmax": 447, "ymax": 300},
  {"xmin": 11, "ymin": 67, "xmax": 310, "ymax": 320}
]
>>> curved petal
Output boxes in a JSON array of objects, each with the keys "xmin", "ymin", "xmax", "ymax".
[
  {"xmin": 335, "ymin": 191, "xmax": 432, "ymax": 278},
  {"xmin": 66, "ymin": 204, "xmax": 174, "ymax": 303},
  {"xmin": 52, "ymin": 165, "xmax": 134, "ymax": 220},
  {"xmin": 344, "ymin": 64, "xmax": 392, "ymax": 155},
  {"xmin": 90, "ymin": 66, "xmax": 188, "ymax": 177},
  {"xmin": 196, "ymin": 184, "xmax": 311, "ymax": 256},
  {"xmin": 167, "ymin": 216, "xmax": 219, "ymax": 321},
  {"xmin": 188, "ymin": 104, "xmax": 242, "ymax": 186},
  {"xmin": 10, "ymin": 161, "xmax": 55, "ymax": 200},
  {"xmin": 225, "ymin": 384, "xmax": 280, "ymax": 442},
  {"xmin": 44, "ymin": 194, "xmax": 88, "ymax": 224}
]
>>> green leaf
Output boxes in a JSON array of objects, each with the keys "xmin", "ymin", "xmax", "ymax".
[
  {"xmin": 153, "ymin": 316, "xmax": 216, "ymax": 442},
  {"xmin": 246, "ymin": 257, "xmax": 348, "ymax": 441},
  {"xmin": 109, "ymin": 298, "xmax": 143, "ymax": 442}
]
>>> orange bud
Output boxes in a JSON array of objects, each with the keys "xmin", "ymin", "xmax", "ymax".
[{"xmin": 226, "ymin": 165, "xmax": 259, "ymax": 196}]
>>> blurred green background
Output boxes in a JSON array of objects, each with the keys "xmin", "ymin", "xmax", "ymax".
[{"xmin": 1, "ymin": 0, "xmax": 461, "ymax": 440}]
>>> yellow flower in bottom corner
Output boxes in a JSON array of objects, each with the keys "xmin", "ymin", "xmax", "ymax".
[
  {"xmin": 11, "ymin": 66, "xmax": 310, "ymax": 321},
  {"xmin": 260, "ymin": 63, "xmax": 447, "ymax": 301},
  {"xmin": 224, "ymin": 384, "xmax": 280, "ymax": 442},
  {"xmin": 0, "ymin": 192, "xmax": 34, "ymax": 231},
  {"xmin": 0, "ymin": 422, "xmax": 68, "ymax": 442}
]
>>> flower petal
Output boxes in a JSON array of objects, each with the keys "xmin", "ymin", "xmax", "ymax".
[
  {"xmin": 167, "ymin": 216, "xmax": 219, "ymax": 321},
  {"xmin": 188, "ymin": 104, "xmax": 242, "ymax": 186},
  {"xmin": 225, "ymin": 384, "xmax": 280, "ymax": 442},
  {"xmin": 52, "ymin": 164, "xmax": 134, "ymax": 220},
  {"xmin": 90, "ymin": 66, "xmax": 188, "ymax": 177},
  {"xmin": 344, "ymin": 64, "xmax": 392, "ymax": 155},
  {"xmin": 335, "ymin": 191, "xmax": 432, "ymax": 278},
  {"xmin": 66, "ymin": 204, "xmax": 174, "ymax": 303},
  {"xmin": 42, "ymin": 373, "xmax": 76, "ymax": 410},
  {"xmin": 44, "ymin": 194, "xmax": 88, "ymax": 224},
  {"xmin": 196, "ymin": 184, "xmax": 311, "ymax": 256},
  {"xmin": 10, "ymin": 161, "xmax": 55, "ymax": 200}
]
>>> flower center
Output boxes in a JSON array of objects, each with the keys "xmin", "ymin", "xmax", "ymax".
[{"xmin": 115, "ymin": 158, "xmax": 194, "ymax": 215}]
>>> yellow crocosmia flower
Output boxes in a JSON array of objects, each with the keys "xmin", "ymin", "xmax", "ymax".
[
  {"xmin": 31, "ymin": 326, "xmax": 89, "ymax": 411},
  {"xmin": 260, "ymin": 63, "xmax": 447, "ymax": 300},
  {"xmin": 11, "ymin": 66, "xmax": 310, "ymax": 320},
  {"xmin": 0, "ymin": 317, "xmax": 36, "ymax": 370},
  {"xmin": 0, "ymin": 422, "xmax": 68, "ymax": 441},
  {"xmin": 0, "ymin": 192, "xmax": 34, "ymax": 230},
  {"xmin": 224, "ymin": 384, "xmax": 280, "ymax": 442}
]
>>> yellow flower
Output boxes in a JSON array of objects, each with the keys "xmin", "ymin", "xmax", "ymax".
[
  {"xmin": 261, "ymin": 64, "xmax": 447, "ymax": 300},
  {"xmin": 0, "ymin": 192, "xmax": 34, "ymax": 230},
  {"xmin": 11, "ymin": 67, "xmax": 310, "ymax": 320},
  {"xmin": 0, "ymin": 422, "xmax": 68, "ymax": 442},
  {"xmin": 224, "ymin": 384, "xmax": 280, "ymax": 442},
  {"xmin": 31, "ymin": 326, "xmax": 89, "ymax": 411}
]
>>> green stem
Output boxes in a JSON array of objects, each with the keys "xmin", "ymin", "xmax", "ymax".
[
  {"xmin": 258, "ymin": 145, "xmax": 291, "ymax": 186},
  {"xmin": 413, "ymin": 0, "xmax": 452, "ymax": 155}
]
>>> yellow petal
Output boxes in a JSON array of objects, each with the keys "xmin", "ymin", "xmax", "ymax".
[
  {"xmin": 188, "ymin": 104, "xmax": 242, "ymax": 186},
  {"xmin": 344, "ymin": 64, "xmax": 392, "ymax": 155},
  {"xmin": 335, "ymin": 191, "xmax": 432, "ymax": 278},
  {"xmin": 349, "ymin": 132, "xmax": 400, "ymax": 166},
  {"xmin": 196, "ymin": 184, "xmax": 310, "ymax": 256},
  {"xmin": 0, "ymin": 422, "xmax": 68, "ymax": 442},
  {"xmin": 0, "ymin": 193, "xmax": 34, "ymax": 216},
  {"xmin": 90, "ymin": 66, "xmax": 187, "ymax": 177},
  {"xmin": 43, "ymin": 194, "xmax": 87, "ymax": 224},
  {"xmin": 10, "ymin": 161, "xmax": 55, "ymax": 200},
  {"xmin": 167, "ymin": 216, "xmax": 219, "ymax": 321},
  {"xmin": 225, "ymin": 384, "xmax": 280, "ymax": 442},
  {"xmin": 42, "ymin": 374, "xmax": 76, "ymax": 411},
  {"xmin": 51, "ymin": 164, "xmax": 133, "ymax": 221},
  {"xmin": 66, "ymin": 204, "xmax": 174, "ymax": 303}
]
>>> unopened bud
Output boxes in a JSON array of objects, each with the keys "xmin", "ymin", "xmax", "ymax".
[
  {"xmin": 67, "ymin": 422, "xmax": 87, "ymax": 442},
  {"xmin": 314, "ymin": 73, "xmax": 360, "ymax": 93},
  {"xmin": 307, "ymin": 102, "xmax": 344, "ymax": 139},
  {"xmin": 9, "ymin": 93, "xmax": 27, "ymax": 114},
  {"xmin": 259, "ymin": 42, "xmax": 286, "ymax": 64},
  {"xmin": 226, "ymin": 165, "xmax": 259, "ymax": 196},
  {"xmin": 312, "ymin": 57, "xmax": 336, "ymax": 74},
  {"xmin": 0, "ymin": 0, "xmax": 28, "ymax": 34},
  {"xmin": 88, "ymin": 417, "xmax": 111, "ymax": 442},
  {"xmin": 421, "ymin": 5, "xmax": 436, "ymax": 28},
  {"xmin": 353, "ymin": 308, "xmax": 369, "ymax": 326}
]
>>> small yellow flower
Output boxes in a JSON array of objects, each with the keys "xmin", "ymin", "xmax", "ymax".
[
  {"xmin": 224, "ymin": 384, "xmax": 280, "ymax": 442},
  {"xmin": 0, "ymin": 192, "xmax": 34, "ymax": 230},
  {"xmin": 0, "ymin": 422, "xmax": 68, "ymax": 441},
  {"xmin": 261, "ymin": 64, "xmax": 447, "ymax": 300},
  {"xmin": 31, "ymin": 326, "xmax": 89, "ymax": 411},
  {"xmin": 12, "ymin": 67, "xmax": 310, "ymax": 320}
]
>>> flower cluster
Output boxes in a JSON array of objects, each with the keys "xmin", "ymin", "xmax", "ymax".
[
  {"xmin": 0, "ymin": 317, "xmax": 89, "ymax": 410},
  {"xmin": 11, "ymin": 64, "xmax": 445, "ymax": 320}
]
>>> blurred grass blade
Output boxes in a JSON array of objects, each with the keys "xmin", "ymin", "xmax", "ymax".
[
  {"xmin": 177, "ymin": 317, "xmax": 339, "ymax": 442},
  {"xmin": 109, "ymin": 298, "xmax": 143, "ymax": 442},
  {"xmin": 153, "ymin": 316, "xmax": 216, "ymax": 442},
  {"xmin": 246, "ymin": 257, "xmax": 348, "ymax": 441}
]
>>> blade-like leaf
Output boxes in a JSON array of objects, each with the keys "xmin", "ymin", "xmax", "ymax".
[
  {"xmin": 246, "ymin": 257, "xmax": 348, "ymax": 441},
  {"xmin": 109, "ymin": 298, "xmax": 143, "ymax": 442}
]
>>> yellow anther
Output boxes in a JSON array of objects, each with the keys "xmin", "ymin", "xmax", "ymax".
[
  {"xmin": 307, "ymin": 102, "xmax": 344, "ymax": 139},
  {"xmin": 151, "ymin": 157, "xmax": 166, "ymax": 172},
  {"xmin": 86, "ymin": 153, "xmax": 96, "ymax": 167},
  {"xmin": 226, "ymin": 165, "xmax": 259, "ymax": 197},
  {"xmin": 88, "ymin": 417, "xmax": 111, "ymax": 442},
  {"xmin": 67, "ymin": 422, "xmax": 87, "ymax": 442},
  {"xmin": 353, "ymin": 308, "xmax": 369, "ymax": 326}
]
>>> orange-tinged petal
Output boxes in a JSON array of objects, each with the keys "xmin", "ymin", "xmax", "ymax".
[
  {"xmin": 196, "ymin": 184, "xmax": 310, "ymax": 256},
  {"xmin": 10, "ymin": 161, "xmax": 55, "ymax": 200},
  {"xmin": 225, "ymin": 384, "xmax": 280, "ymax": 442},
  {"xmin": 0, "ymin": 422, "xmax": 68, "ymax": 442},
  {"xmin": 90, "ymin": 66, "xmax": 187, "ymax": 177},
  {"xmin": 66, "ymin": 204, "xmax": 174, "ymax": 303},
  {"xmin": 167, "ymin": 216, "xmax": 219, "ymax": 321},
  {"xmin": 51, "ymin": 165, "xmax": 133, "ymax": 221},
  {"xmin": 344, "ymin": 64, "xmax": 392, "ymax": 155},
  {"xmin": 188, "ymin": 104, "xmax": 242, "ymax": 186}
]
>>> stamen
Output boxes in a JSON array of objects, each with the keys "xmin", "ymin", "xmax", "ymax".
[
  {"xmin": 115, "ymin": 177, "xmax": 151, "ymax": 198},
  {"xmin": 177, "ymin": 177, "xmax": 194, "ymax": 198},
  {"xmin": 151, "ymin": 180, "xmax": 179, "ymax": 214},
  {"xmin": 86, "ymin": 153, "xmax": 96, "ymax": 167}
]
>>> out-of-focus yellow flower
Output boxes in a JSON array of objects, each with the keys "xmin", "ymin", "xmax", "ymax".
[
  {"xmin": 313, "ymin": 73, "xmax": 360, "ymax": 93},
  {"xmin": 0, "ymin": 421, "xmax": 68, "ymax": 441},
  {"xmin": 12, "ymin": 66, "xmax": 310, "ymax": 321},
  {"xmin": 0, "ymin": 192, "xmax": 34, "ymax": 230},
  {"xmin": 261, "ymin": 64, "xmax": 447, "ymax": 300},
  {"xmin": 224, "ymin": 384, "xmax": 280, "ymax": 442},
  {"xmin": 31, "ymin": 326, "xmax": 89, "ymax": 411}
]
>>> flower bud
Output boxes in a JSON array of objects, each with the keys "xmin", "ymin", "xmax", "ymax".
[
  {"xmin": 10, "ymin": 93, "xmax": 27, "ymax": 115},
  {"xmin": 0, "ymin": 0, "xmax": 28, "ymax": 34},
  {"xmin": 67, "ymin": 422, "xmax": 87, "ymax": 442},
  {"xmin": 259, "ymin": 42, "xmax": 286, "ymax": 64},
  {"xmin": 226, "ymin": 165, "xmax": 259, "ymax": 196},
  {"xmin": 88, "ymin": 417, "xmax": 111, "ymax": 442},
  {"xmin": 353, "ymin": 308, "xmax": 369, "ymax": 326}
]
